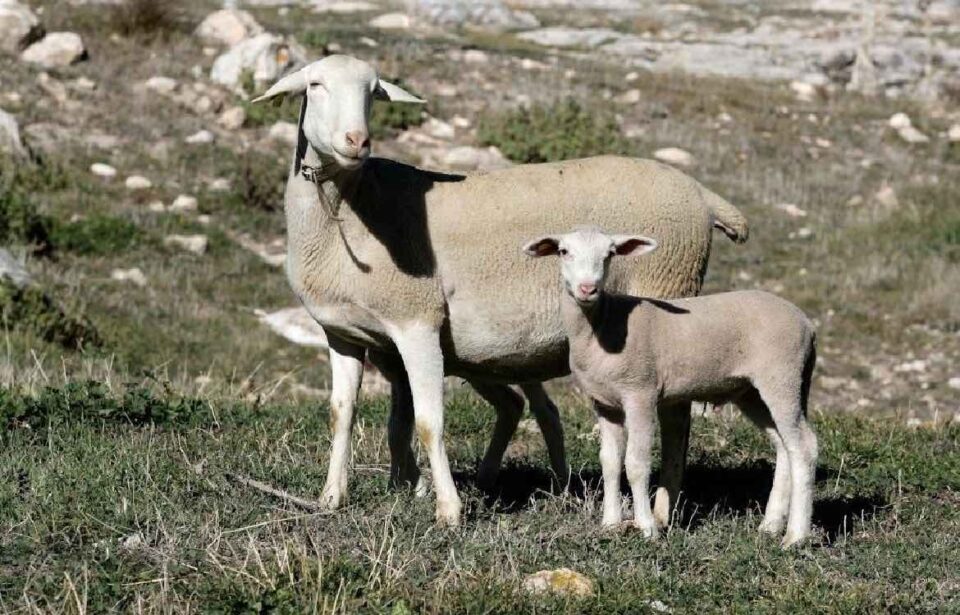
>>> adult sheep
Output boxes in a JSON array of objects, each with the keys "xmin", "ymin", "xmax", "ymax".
[{"xmin": 254, "ymin": 55, "xmax": 749, "ymax": 525}]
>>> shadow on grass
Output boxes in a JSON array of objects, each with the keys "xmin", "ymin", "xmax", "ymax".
[{"xmin": 463, "ymin": 461, "xmax": 887, "ymax": 543}]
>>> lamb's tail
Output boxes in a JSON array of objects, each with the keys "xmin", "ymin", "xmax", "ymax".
[{"xmin": 701, "ymin": 186, "xmax": 749, "ymax": 244}]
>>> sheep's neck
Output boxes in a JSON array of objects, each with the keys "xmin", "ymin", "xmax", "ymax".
[{"xmin": 298, "ymin": 147, "xmax": 362, "ymax": 223}]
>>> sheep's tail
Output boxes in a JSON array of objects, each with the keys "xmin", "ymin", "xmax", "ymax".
[
  {"xmin": 701, "ymin": 186, "xmax": 749, "ymax": 244},
  {"xmin": 800, "ymin": 333, "xmax": 817, "ymax": 417}
]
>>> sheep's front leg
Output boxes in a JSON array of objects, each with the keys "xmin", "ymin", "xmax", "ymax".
[
  {"xmin": 653, "ymin": 401, "xmax": 690, "ymax": 528},
  {"xmin": 320, "ymin": 335, "xmax": 365, "ymax": 510},
  {"xmin": 595, "ymin": 402, "xmax": 625, "ymax": 527},
  {"xmin": 391, "ymin": 322, "xmax": 462, "ymax": 526},
  {"xmin": 624, "ymin": 393, "xmax": 658, "ymax": 538}
]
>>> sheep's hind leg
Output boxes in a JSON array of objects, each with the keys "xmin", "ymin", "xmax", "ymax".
[
  {"xmin": 390, "ymin": 322, "xmax": 462, "ymax": 526},
  {"xmin": 320, "ymin": 335, "xmax": 365, "ymax": 510},
  {"xmin": 520, "ymin": 383, "xmax": 569, "ymax": 488},
  {"xmin": 368, "ymin": 351, "xmax": 424, "ymax": 496},
  {"xmin": 738, "ymin": 390, "xmax": 791, "ymax": 536},
  {"xmin": 653, "ymin": 401, "xmax": 690, "ymax": 529},
  {"xmin": 472, "ymin": 382, "xmax": 524, "ymax": 491}
]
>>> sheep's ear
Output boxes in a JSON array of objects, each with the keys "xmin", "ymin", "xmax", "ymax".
[
  {"xmin": 251, "ymin": 68, "xmax": 307, "ymax": 104},
  {"xmin": 375, "ymin": 79, "xmax": 426, "ymax": 104},
  {"xmin": 522, "ymin": 237, "xmax": 560, "ymax": 258},
  {"xmin": 612, "ymin": 235, "xmax": 657, "ymax": 257}
]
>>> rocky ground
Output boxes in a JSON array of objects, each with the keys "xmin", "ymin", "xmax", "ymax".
[{"xmin": 0, "ymin": 0, "xmax": 958, "ymax": 423}]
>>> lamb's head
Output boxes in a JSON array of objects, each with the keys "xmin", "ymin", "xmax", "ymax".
[
  {"xmin": 523, "ymin": 228, "xmax": 657, "ymax": 306},
  {"xmin": 253, "ymin": 54, "xmax": 424, "ymax": 170}
]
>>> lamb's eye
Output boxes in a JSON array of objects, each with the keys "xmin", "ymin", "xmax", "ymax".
[
  {"xmin": 309, "ymin": 82, "xmax": 325, "ymax": 90},
  {"xmin": 558, "ymin": 248, "xmax": 568, "ymax": 257}
]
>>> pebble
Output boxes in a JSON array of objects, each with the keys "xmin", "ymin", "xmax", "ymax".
[
  {"xmin": 185, "ymin": 129, "xmax": 215, "ymax": 144},
  {"xmin": 368, "ymin": 12, "xmax": 411, "ymax": 29},
  {"xmin": 948, "ymin": 377, "xmax": 960, "ymax": 391},
  {"xmin": 888, "ymin": 112, "xmax": 912, "ymax": 130},
  {"xmin": 615, "ymin": 88, "xmax": 641, "ymax": 104},
  {"xmin": 789, "ymin": 80, "xmax": 816, "ymax": 102},
  {"xmin": 463, "ymin": 49, "xmax": 489, "ymax": 64},
  {"xmin": 142, "ymin": 76, "xmax": 178, "ymax": 95},
  {"xmin": 948, "ymin": 124, "xmax": 960, "ymax": 143},
  {"xmin": 653, "ymin": 147, "xmax": 694, "ymax": 168},
  {"xmin": 775, "ymin": 203, "xmax": 807, "ymax": 218},
  {"xmin": 422, "ymin": 117, "xmax": 455, "ymax": 140},
  {"xmin": 147, "ymin": 200, "xmax": 166, "ymax": 212},
  {"xmin": 208, "ymin": 177, "xmax": 231, "ymax": 192},
  {"xmin": 170, "ymin": 194, "xmax": 198, "ymax": 213},
  {"xmin": 164, "ymin": 234, "xmax": 208, "ymax": 255},
  {"xmin": 523, "ymin": 568, "xmax": 594, "ymax": 598},
  {"xmin": 874, "ymin": 184, "xmax": 899, "ymax": 209},
  {"xmin": 110, "ymin": 267, "xmax": 147, "ymax": 287},
  {"xmin": 90, "ymin": 163, "xmax": 117, "ymax": 178},
  {"xmin": 125, "ymin": 175, "xmax": 152, "ymax": 191},
  {"xmin": 217, "ymin": 106, "xmax": 246, "ymax": 130}
]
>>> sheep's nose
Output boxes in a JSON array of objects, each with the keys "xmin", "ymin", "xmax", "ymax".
[
  {"xmin": 344, "ymin": 130, "xmax": 370, "ymax": 154},
  {"xmin": 578, "ymin": 283, "xmax": 597, "ymax": 297}
]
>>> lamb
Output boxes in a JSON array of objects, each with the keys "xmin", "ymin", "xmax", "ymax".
[
  {"xmin": 523, "ymin": 228, "xmax": 817, "ymax": 547},
  {"xmin": 253, "ymin": 54, "xmax": 750, "ymax": 525}
]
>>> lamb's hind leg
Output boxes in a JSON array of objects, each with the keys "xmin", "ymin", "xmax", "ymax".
[
  {"xmin": 320, "ymin": 335, "xmax": 365, "ymax": 510},
  {"xmin": 738, "ymin": 390, "xmax": 791, "ymax": 536},
  {"xmin": 472, "ymin": 381, "xmax": 525, "ymax": 491},
  {"xmin": 653, "ymin": 401, "xmax": 691, "ymax": 528},
  {"xmin": 756, "ymin": 386, "xmax": 817, "ymax": 548}
]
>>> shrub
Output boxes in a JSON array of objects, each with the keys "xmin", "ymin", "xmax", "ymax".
[
  {"xmin": 239, "ymin": 152, "xmax": 285, "ymax": 212},
  {"xmin": 108, "ymin": 0, "xmax": 185, "ymax": 40},
  {"xmin": 477, "ymin": 99, "xmax": 629, "ymax": 163},
  {"xmin": 0, "ymin": 160, "xmax": 54, "ymax": 253},
  {"xmin": 0, "ymin": 279, "xmax": 100, "ymax": 350},
  {"xmin": 51, "ymin": 215, "xmax": 144, "ymax": 255}
]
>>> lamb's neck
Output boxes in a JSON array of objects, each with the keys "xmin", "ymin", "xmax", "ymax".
[{"xmin": 560, "ymin": 291, "xmax": 608, "ymax": 348}]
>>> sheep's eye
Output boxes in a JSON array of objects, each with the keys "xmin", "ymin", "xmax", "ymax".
[
  {"xmin": 309, "ymin": 82, "xmax": 325, "ymax": 90},
  {"xmin": 558, "ymin": 248, "xmax": 568, "ymax": 257}
]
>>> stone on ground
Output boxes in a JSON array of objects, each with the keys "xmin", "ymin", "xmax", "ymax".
[
  {"xmin": 210, "ymin": 33, "xmax": 306, "ymax": 92},
  {"xmin": 0, "ymin": 107, "xmax": 25, "ymax": 156},
  {"xmin": 0, "ymin": 0, "xmax": 43, "ymax": 54},
  {"xmin": 20, "ymin": 32, "xmax": 87, "ymax": 68},
  {"xmin": 195, "ymin": 9, "xmax": 263, "ymax": 47},
  {"xmin": 255, "ymin": 307, "xmax": 328, "ymax": 348},
  {"xmin": 164, "ymin": 234, "xmax": 208, "ymax": 255},
  {"xmin": 110, "ymin": 267, "xmax": 147, "ymax": 287},
  {"xmin": 522, "ymin": 568, "xmax": 594, "ymax": 598},
  {"xmin": 653, "ymin": 147, "xmax": 695, "ymax": 168}
]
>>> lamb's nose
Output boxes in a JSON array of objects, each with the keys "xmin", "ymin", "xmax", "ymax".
[
  {"xmin": 344, "ymin": 130, "xmax": 370, "ymax": 153},
  {"xmin": 578, "ymin": 283, "xmax": 597, "ymax": 296}
]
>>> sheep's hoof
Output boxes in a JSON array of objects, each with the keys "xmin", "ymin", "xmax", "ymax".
[
  {"xmin": 435, "ymin": 498, "xmax": 462, "ymax": 527},
  {"xmin": 319, "ymin": 488, "xmax": 343, "ymax": 511},
  {"xmin": 633, "ymin": 521, "xmax": 659, "ymax": 539}
]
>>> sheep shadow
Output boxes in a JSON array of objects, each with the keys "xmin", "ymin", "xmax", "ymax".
[{"xmin": 464, "ymin": 461, "xmax": 887, "ymax": 543}]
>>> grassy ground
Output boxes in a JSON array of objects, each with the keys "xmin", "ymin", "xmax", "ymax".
[{"xmin": 1, "ymin": 385, "xmax": 958, "ymax": 612}]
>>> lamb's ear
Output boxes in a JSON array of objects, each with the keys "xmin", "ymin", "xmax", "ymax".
[
  {"xmin": 374, "ymin": 79, "xmax": 426, "ymax": 104},
  {"xmin": 251, "ymin": 68, "xmax": 307, "ymax": 104},
  {"xmin": 522, "ymin": 237, "xmax": 561, "ymax": 258},
  {"xmin": 611, "ymin": 235, "xmax": 657, "ymax": 257}
]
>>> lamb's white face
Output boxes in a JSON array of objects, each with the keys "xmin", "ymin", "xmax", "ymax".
[
  {"xmin": 253, "ymin": 55, "xmax": 425, "ymax": 170},
  {"xmin": 523, "ymin": 228, "xmax": 658, "ymax": 306}
]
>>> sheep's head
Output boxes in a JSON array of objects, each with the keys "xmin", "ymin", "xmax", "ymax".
[
  {"xmin": 523, "ymin": 228, "xmax": 657, "ymax": 306},
  {"xmin": 253, "ymin": 54, "xmax": 424, "ymax": 170}
]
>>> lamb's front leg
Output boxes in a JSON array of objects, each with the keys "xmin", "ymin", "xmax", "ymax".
[
  {"xmin": 390, "ymin": 322, "xmax": 462, "ymax": 526},
  {"xmin": 654, "ymin": 401, "xmax": 690, "ymax": 528},
  {"xmin": 624, "ymin": 392, "xmax": 658, "ymax": 538},
  {"xmin": 320, "ymin": 335, "xmax": 365, "ymax": 510},
  {"xmin": 595, "ymin": 402, "xmax": 625, "ymax": 527}
]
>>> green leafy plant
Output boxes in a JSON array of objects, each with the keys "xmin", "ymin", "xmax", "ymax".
[
  {"xmin": 51, "ymin": 215, "xmax": 144, "ymax": 256},
  {"xmin": 478, "ymin": 99, "xmax": 628, "ymax": 163},
  {"xmin": 0, "ymin": 279, "xmax": 100, "ymax": 350}
]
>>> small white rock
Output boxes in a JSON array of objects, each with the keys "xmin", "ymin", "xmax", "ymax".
[
  {"xmin": 142, "ymin": 76, "xmax": 178, "ymax": 95},
  {"xmin": 90, "ymin": 162, "xmax": 117, "ymax": 179},
  {"xmin": 874, "ymin": 184, "xmax": 899, "ymax": 209},
  {"xmin": 653, "ymin": 147, "xmax": 694, "ymax": 168},
  {"xmin": 897, "ymin": 125, "xmax": 929, "ymax": 144},
  {"xmin": 789, "ymin": 80, "xmax": 816, "ymax": 102},
  {"xmin": 422, "ymin": 117, "xmax": 455, "ymax": 140},
  {"xmin": 888, "ymin": 112, "xmax": 912, "ymax": 130},
  {"xmin": 948, "ymin": 124, "xmax": 960, "ymax": 143},
  {"xmin": 267, "ymin": 121, "xmax": 298, "ymax": 145},
  {"xmin": 463, "ymin": 49, "xmax": 489, "ymax": 64},
  {"xmin": 170, "ymin": 194, "xmax": 199, "ymax": 213},
  {"xmin": 217, "ymin": 105, "xmax": 246, "ymax": 130},
  {"xmin": 208, "ymin": 177, "xmax": 231, "ymax": 192},
  {"xmin": 185, "ymin": 129, "xmax": 215, "ymax": 144},
  {"xmin": 614, "ymin": 88, "xmax": 641, "ymax": 104},
  {"xmin": 20, "ymin": 32, "xmax": 86, "ymax": 68},
  {"xmin": 775, "ymin": 203, "xmax": 807, "ymax": 218},
  {"xmin": 368, "ymin": 12, "xmax": 411, "ymax": 29},
  {"xmin": 164, "ymin": 234, "xmax": 208, "ymax": 255},
  {"xmin": 197, "ymin": 214, "xmax": 212, "ymax": 225},
  {"xmin": 124, "ymin": 175, "xmax": 152, "ymax": 191},
  {"xmin": 625, "ymin": 71, "xmax": 639, "ymax": 82},
  {"xmin": 948, "ymin": 377, "xmax": 960, "ymax": 390},
  {"xmin": 110, "ymin": 267, "xmax": 147, "ymax": 287}
]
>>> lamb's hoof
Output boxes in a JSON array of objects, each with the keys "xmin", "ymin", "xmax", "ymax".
[
  {"xmin": 781, "ymin": 531, "xmax": 809, "ymax": 549},
  {"xmin": 758, "ymin": 518, "xmax": 786, "ymax": 536},
  {"xmin": 319, "ymin": 488, "xmax": 343, "ymax": 511},
  {"xmin": 414, "ymin": 476, "xmax": 430, "ymax": 498},
  {"xmin": 435, "ymin": 498, "xmax": 462, "ymax": 527},
  {"xmin": 634, "ymin": 520, "xmax": 659, "ymax": 539}
]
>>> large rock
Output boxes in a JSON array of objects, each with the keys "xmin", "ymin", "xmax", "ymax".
[
  {"xmin": 195, "ymin": 9, "xmax": 263, "ymax": 47},
  {"xmin": 20, "ymin": 32, "xmax": 87, "ymax": 68},
  {"xmin": 0, "ymin": 107, "xmax": 25, "ymax": 156},
  {"xmin": 0, "ymin": 0, "xmax": 43, "ymax": 54},
  {"xmin": 210, "ymin": 33, "xmax": 306, "ymax": 93},
  {"xmin": 409, "ymin": 0, "xmax": 539, "ymax": 31}
]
